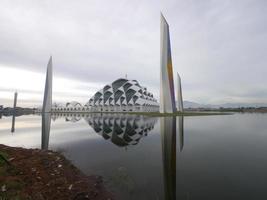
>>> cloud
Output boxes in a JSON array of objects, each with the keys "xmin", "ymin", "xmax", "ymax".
[
  {"xmin": 0, "ymin": 0, "xmax": 266, "ymax": 105},
  {"xmin": 162, "ymin": 0, "xmax": 267, "ymax": 103},
  {"xmin": 0, "ymin": 0, "xmax": 160, "ymax": 83},
  {"xmin": 0, "ymin": 66, "xmax": 103, "ymax": 107}
]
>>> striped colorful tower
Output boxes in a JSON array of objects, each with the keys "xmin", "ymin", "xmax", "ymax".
[{"xmin": 160, "ymin": 14, "xmax": 176, "ymax": 113}]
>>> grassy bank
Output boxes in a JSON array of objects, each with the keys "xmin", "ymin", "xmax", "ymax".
[
  {"xmin": 48, "ymin": 111, "xmax": 233, "ymax": 117},
  {"xmin": 92, "ymin": 111, "xmax": 233, "ymax": 117}
]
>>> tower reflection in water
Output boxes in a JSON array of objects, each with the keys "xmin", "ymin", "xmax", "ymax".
[
  {"xmin": 160, "ymin": 116, "xmax": 184, "ymax": 200},
  {"xmin": 178, "ymin": 116, "xmax": 184, "ymax": 152},
  {"xmin": 11, "ymin": 112, "xmax": 16, "ymax": 133},
  {"xmin": 41, "ymin": 112, "xmax": 51, "ymax": 150}
]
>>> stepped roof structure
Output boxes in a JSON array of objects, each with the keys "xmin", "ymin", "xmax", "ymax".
[{"xmin": 85, "ymin": 78, "xmax": 158, "ymax": 112}]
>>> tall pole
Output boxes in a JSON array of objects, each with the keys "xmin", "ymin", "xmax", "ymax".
[{"xmin": 13, "ymin": 91, "xmax": 18, "ymax": 110}]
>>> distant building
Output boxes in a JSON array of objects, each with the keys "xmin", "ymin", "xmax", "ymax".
[
  {"xmin": 85, "ymin": 78, "xmax": 159, "ymax": 112},
  {"xmin": 52, "ymin": 101, "xmax": 84, "ymax": 112}
]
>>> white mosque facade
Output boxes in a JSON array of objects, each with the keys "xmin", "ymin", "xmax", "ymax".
[{"xmin": 85, "ymin": 78, "xmax": 159, "ymax": 112}]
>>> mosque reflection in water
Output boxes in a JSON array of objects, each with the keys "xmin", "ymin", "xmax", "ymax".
[
  {"xmin": 85, "ymin": 114, "xmax": 158, "ymax": 147},
  {"xmin": 44, "ymin": 113, "xmax": 158, "ymax": 148},
  {"xmin": 41, "ymin": 113, "xmax": 184, "ymax": 200}
]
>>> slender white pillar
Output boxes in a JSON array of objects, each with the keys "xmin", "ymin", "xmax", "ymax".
[
  {"xmin": 160, "ymin": 14, "xmax": 176, "ymax": 113},
  {"xmin": 176, "ymin": 73, "xmax": 183, "ymax": 112},
  {"xmin": 42, "ymin": 56, "xmax": 53, "ymax": 113}
]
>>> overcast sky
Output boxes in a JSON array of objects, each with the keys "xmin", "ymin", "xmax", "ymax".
[{"xmin": 0, "ymin": 0, "xmax": 266, "ymax": 107}]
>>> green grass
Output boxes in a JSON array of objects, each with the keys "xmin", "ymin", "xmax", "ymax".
[
  {"xmin": 92, "ymin": 111, "xmax": 233, "ymax": 117},
  {"xmin": 49, "ymin": 110, "xmax": 234, "ymax": 117}
]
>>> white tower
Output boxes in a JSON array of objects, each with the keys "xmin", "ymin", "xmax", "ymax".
[
  {"xmin": 160, "ymin": 14, "xmax": 176, "ymax": 113},
  {"xmin": 176, "ymin": 73, "xmax": 183, "ymax": 112},
  {"xmin": 42, "ymin": 56, "xmax": 53, "ymax": 113}
]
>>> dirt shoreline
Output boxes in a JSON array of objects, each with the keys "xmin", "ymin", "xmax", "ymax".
[{"xmin": 0, "ymin": 144, "xmax": 114, "ymax": 200}]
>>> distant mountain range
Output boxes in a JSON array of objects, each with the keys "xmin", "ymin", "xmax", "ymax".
[{"xmin": 183, "ymin": 101, "xmax": 267, "ymax": 108}]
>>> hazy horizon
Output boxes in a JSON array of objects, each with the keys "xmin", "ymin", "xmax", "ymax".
[{"xmin": 0, "ymin": 0, "xmax": 266, "ymax": 107}]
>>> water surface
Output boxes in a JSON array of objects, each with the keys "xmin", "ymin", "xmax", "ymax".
[{"xmin": 0, "ymin": 113, "xmax": 267, "ymax": 200}]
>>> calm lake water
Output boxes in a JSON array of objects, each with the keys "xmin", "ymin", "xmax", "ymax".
[{"xmin": 0, "ymin": 113, "xmax": 267, "ymax": 200}]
